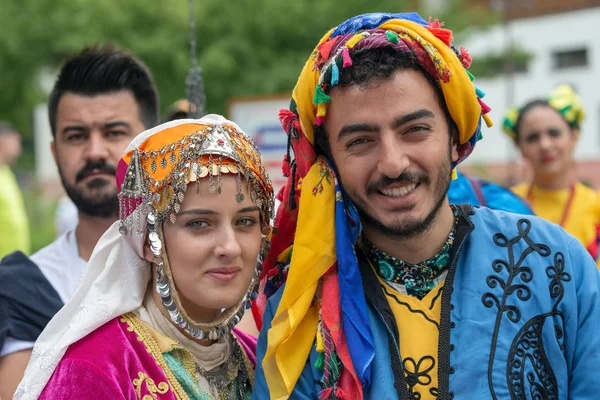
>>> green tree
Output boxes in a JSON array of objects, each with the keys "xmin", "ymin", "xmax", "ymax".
[{"xmin": 0, "ymin": 0, "xmax": 493, "ymax": 171}]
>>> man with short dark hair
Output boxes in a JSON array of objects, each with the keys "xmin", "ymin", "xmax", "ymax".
[
  {"xmin": 0, "ymin": 45, "xmax": 159, "ymax": 399},
  {"xmin": 254, "ymin": 13, "xmax": 600, "ymax": 399},
  {"xmin": 0, "ymin": 121, "xmax": 29, "ymax": 259}
]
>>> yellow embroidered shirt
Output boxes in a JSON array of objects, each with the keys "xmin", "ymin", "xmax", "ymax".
[{"xmin": 377, "ymin": 275, "xmax": 443, "ymax": 399}]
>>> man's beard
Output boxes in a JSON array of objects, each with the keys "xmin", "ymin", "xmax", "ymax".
[
  {"xmin": 342, "ymin": 144, "xmax": 453, "ymax": 240},
  {"xmin": 58, "ymin": 160, "xmax": 119, "ymax": 218}
]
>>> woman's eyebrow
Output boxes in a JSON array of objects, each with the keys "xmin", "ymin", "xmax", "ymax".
[
  {"xmin": 238, "ymin": 206, "xmax": 260, "ymax": 214},
  {"xmin": 177, "ymin": 209, "xmax": 218, "ymax": 216}
]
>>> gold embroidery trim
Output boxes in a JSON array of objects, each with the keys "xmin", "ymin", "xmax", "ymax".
[
  {"xmin": 121, "ymin": 313, "xmax": 189, "ymax": 400},
  {"xmin": 133, "ymin": 371, "xmax": 169, "ymax": 400}
]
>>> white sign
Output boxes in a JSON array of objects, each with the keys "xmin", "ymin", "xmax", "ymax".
[{"xmin": 227, "ymin": 95, "xmax": 291, "ymax": 194}]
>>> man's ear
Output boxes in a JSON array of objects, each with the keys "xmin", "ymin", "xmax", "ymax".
[
  {"xmin": 142, "ymin": 239, "xmax": 154, "ymax": 264},
  {"xmin": 51, "ymin": 140, "xmax": 57, "ymax": 163},
  {"xmin": 450, "ymin": 130, "xmax": 460, "ymax": 163}
]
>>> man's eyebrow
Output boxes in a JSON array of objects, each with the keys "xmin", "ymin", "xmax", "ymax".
[
  {"xmin": 392, "ymin": 109, "xmax": 435, "ymax": 129},
  {"xmin": 103, "ymin": 121, "xmax": 131, "ymax": 130},
  {"xmin": 337, "ymin": 123, "xmax": 379, "ymax": 142},
  {"xmin": 61, "ymin": 125, "xmax": 87, "ymax": 135}
]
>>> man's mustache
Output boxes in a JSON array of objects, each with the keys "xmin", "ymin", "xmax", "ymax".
[
  {"xmin": 366, "ymin": 171, "xmax": 429, "ymax": 194},
  {"xmin": 75, "ymin": 162, "xmax": 117, "ymax": 183}
]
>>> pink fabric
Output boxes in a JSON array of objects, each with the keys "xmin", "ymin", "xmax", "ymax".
[
  {"xmin": 39, "ymin": 320, "xmax": 258, "ymax": 399},
  {"xmin": 232, "ymin": 328, "xmax": 257, "ymax": 366},
  {"xmin": 39, "ymin": 317, "xmax": 176, "ymax": 400}
]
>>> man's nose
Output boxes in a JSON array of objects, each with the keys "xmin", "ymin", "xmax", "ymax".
[
  {"xmin": 377, "ymin": 137, "xmax": 409, "ymax": 178},
  {"xmin": 84, "ymin": 132, "xmax": 110, "ymax": 161}
]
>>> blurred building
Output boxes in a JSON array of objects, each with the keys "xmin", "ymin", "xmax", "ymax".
[{"xmin": 428, "ymin": 0, "xmax": 600, "ymax": 186}]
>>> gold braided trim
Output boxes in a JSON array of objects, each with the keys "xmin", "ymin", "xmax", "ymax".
[
  {"xmin": 120, "ymin": 313, "xmax": 189, "ymax": 400},
  {"xmin": 133, "ymin": 371, "xmax": 169, "ymax": 400}
]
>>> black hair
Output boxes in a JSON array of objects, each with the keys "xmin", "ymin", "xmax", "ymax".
[
  {"xmin": 314, "ymin": 46, "xmax": 458, "ymax": 157},
  {"xmin": 513, "ymin": 99, "xmax": 574, "ymax": 142},
  {"xmin": 48, "ymin": 44, "xmax": 159, "ymax": 137}
]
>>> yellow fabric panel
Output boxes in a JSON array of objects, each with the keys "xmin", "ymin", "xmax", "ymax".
[
  {"xmin": 378, "ymin": 274, "xmax": 443, "ymax": 400},
  {"xmin": 264, "ymin": 159, "xmax": 336, "ymax": 399},
  {"xmin": 512, "ymin": 181, "xmax": 600, "ymax": 252}
]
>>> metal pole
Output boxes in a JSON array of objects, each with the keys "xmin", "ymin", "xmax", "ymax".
[
  {"xmin": 186, "ymin": 0, "xmax": 206, "ymax": 118},
  {"xmin": 503, "ymin": 0, "xmax": 518, "ymax": 185}
]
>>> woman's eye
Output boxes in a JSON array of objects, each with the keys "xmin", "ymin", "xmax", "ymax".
[
  {"xmin": 525, "ymin": 133, "xmax": 539, "ymax": 144},
  {"xmin": 548, "ymin": 128, "xmax": 562, "ymax": 137},
  {"xmin": 236, "ymin": 217, "xmax": 257, "ymax": 227}
]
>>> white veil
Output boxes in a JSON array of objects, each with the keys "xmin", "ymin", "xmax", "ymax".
[{"xmin": 14, "ymin": 115, "xmax": 248, "ymax": 399}]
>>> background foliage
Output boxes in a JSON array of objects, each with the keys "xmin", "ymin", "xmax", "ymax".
[{"xmin": 0, "ymin": 0, "xmax": 495, "ymax": 250}]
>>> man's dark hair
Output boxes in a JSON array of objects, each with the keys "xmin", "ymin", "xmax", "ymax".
[
  {"xmin": 48, "ymin": 44, "xmax": 159, "ymax": 136},
  {"xmin": 315, "ymin": 47, "xmax": 458, "ymax": 157}
]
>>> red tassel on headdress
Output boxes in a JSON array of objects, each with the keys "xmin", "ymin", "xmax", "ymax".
[
  {"xmin": 478, "ymin": 98, "xmax": 492, "ymax": 114},
  {"xmin": 279, "ymin": 109, "xmax": 298, "ymax": 133},
  {"xmin": 342, "ymin": 48, "xmax": 352, "ymax": 67},
  {"xmin": 319, "ymin": 38, "xmax": 339, "ymax": 62},
  {"xmin": 428, "ymin": 17, "xmax": 444, "ymax": 29},
  {"xmin": 315, "ymin": 116, "xmax": 326, "ymax": 126},
  {"xmin": 335, "ymin": 387, "xmax": 347, "ymax": 399},
  {"xmin": 319, "ymin": 388, "xmax": 334, "ymax": 400},
  {"xmin": 429, "ymin": 27, "xmax": 452, "ymax": 46},
  {"xmin": 460, "ymin": 46, "xmax": 472, "ymax": 68},
  {"xmin": 276, "ymin": 186, "xmax": 285, "ymax": 202},
  {"xmin": 282, "ymin": 154, "xmax": 291, "ymax": 177},
  {"xmin": 427, "ymin": 18, "xmax": 452, "ymax": 46}
]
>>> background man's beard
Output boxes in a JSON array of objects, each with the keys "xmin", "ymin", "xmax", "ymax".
[
  {"xmin": 57, "ymin": 159, "xmax": 119, "ymax": 218},
  {"xmin": 60, "ymin": 176, "xmax": 119, "ymax": 218}
]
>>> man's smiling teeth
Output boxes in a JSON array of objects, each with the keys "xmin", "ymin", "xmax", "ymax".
[{"xmin": 380, "ymin": 182, "xmax": 418, "ymax": 197}]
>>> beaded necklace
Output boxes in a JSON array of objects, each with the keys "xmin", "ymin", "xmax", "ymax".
[{"xmin": 363, "ymin": 205, "xmax": 459, "ymax": 300}]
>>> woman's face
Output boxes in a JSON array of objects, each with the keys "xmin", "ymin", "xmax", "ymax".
[
  {"xmin": 517, "ymin": 105, "xmax": 577, "ymax": 179},
  {"xmin": 150, "ymin": 174, "xmax": 264, "ymax": 323}
]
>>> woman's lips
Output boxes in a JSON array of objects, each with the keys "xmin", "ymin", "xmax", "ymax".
[
  {"xmin": 542, "ymin": 155, "xmax": 556, "ymax": 163},
  {"xmin": 205, "ymin": 267, "xmax": 241, "ymax": 282}
]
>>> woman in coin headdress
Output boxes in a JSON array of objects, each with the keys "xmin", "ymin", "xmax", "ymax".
[
  {"xmin": 506, "ymin": 85, "xmax": 600, "ymax": 262},
  {"xmin": 15, "ymin": 115, "xmax": 274, "ymax": 400}
]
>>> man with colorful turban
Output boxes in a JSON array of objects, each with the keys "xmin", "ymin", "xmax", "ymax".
[{"xmin": 252, "ymin": 13, "xmax": 600, "ymax": 399}]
